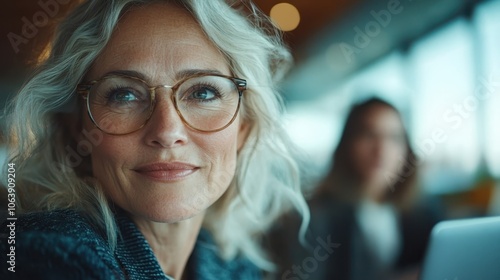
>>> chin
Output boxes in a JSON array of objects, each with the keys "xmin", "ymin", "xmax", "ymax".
[
  {"xmin": 149, "ymin": 212, "xmax": 200, "ymax": 224},
  {"xmin": 122, "ymin": 180, "xmax": 228, "ymax": 223},
  {"xmin": 134, "ymin": 198, "xmax": 212, "ymax": 224}
]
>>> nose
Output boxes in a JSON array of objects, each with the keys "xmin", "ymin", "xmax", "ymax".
[{"xmin": 142, "ymin": 88, "xmax": 188, "ymax": 148}]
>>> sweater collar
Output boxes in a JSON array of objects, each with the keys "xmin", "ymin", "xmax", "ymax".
[
  {"xmin": 114, "ymin": 212, "xmax": 170, "ymax": 279},
  {"xmin": 113, "ymin": 211, "xmax": 234, "ymax": 280}
]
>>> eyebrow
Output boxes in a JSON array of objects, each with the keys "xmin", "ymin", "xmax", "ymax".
[
  {"xmin": 175, "ymin": 69, "xmax": 224, "ymax": 80},
  {"xmin": 102, "ymin": 70, "xmax": 148, "ymax": 80},
  {"xmin": 98, "ymin": 69, "xmax": 225, "ymax": 83}
]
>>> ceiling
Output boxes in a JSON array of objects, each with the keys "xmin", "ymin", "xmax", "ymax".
[
  {"xmin": 252, "ymin": 0, "xmax": 359, "ymax": 58},
  {"xmin": 0, "ymin": 0, "xmax": 356, "ymax": 76},
  {"xmin": 0, "ymin": 0, "xmax": 483, "ymax": 104},
  {"xmin": 0, "ymin": 0, "xmax": 359, "ymax": 111},
  {"xmin": 1, "ymin": 1, "xmax": 81, "ymax": 78},
  {"xmin": 282, "ymin": 0, "xmax": 481, "ymax": 101}
]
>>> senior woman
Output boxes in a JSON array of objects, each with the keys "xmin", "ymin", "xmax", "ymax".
[{"xmin": 0, "ymin": 0, "xmax": 308, "ymax": 279}]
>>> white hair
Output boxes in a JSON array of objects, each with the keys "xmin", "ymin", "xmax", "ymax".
[{"xmin": 3, "ymin": 0, "xmax": 309, "ymax": 271}]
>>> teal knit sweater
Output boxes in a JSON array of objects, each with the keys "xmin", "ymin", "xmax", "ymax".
[{"xmin": 0, "ymin": 209, "xmax": 261, "ymax": 279}]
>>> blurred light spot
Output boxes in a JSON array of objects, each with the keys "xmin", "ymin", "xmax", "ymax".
[
  {"xmin": 270, "ymin": 3, "xmax": 300, "ymax": 32},
  {"xmin": 36, "ymin": 42, "xmax": 52, "ymax": 65}
]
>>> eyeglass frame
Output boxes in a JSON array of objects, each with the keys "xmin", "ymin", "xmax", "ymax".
[{"xmin": 76, "ymin": 72, "xmax": 247, "ymax": 135}]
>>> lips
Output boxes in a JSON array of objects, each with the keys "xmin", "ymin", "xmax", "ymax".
[{"xmin": 133, "ymin": 162, "xmax": 199, "ymax": 181}]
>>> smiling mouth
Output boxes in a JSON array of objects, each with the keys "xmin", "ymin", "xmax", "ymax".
[{"xmin": 133, "ymin": 162, "xmax": 199, "ymax": 181}]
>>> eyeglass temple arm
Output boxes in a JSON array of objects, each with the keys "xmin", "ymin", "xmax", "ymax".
[
  {"xmin": 233, "ymin": 78, "xmax": 247, "ymax": 94},
  {"xmin": 76, "ymin": 84, "xmax": 94, "ymax": 99}
]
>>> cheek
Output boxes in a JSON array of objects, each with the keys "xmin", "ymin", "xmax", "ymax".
[
  {"xmin": 89, "ymin": 135, "xmax": 135, "ymax": 194},
  {"xmin": 383, "ymin": 140, "xmax": 406, "ymax": 160},
  {"xmin": 387, "ymin": 145, "xmax": 407, "ymax": 170},
  {"xmin": 91, "ymin": 137, "xmax": 132, "ymax": 167},
  {"xmin": 351, "ymin": 140, "xmax": 371, "ymax": 164},
  {"xmin": 195, "ymin": 125, "xmax": 240, "ymax": 189},
  {"xmin": 82, "ymin": 111, "xmax": 133, "ymax": 168},
  {"xmin": 82, "ymin": 113, "xmax": 137, "ymax": 201}
]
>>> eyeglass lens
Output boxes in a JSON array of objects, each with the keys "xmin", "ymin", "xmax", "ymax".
[{"xmin": 87, "ymin": 75, "xmax": 241, "ymax": 134}]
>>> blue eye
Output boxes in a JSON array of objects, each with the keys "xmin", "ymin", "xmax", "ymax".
[
  {"xmin": 191, "ymin": 87, "xmax": 217, "ymax": 101},
  {"xmin": 108, "ymin": 88, "xmax": 140, "ymax": 103}
]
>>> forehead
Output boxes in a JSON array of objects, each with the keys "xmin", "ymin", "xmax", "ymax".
[
  {"xmin": 116, "ymin": 2, "xmax": 201, "ymax": 40},
  {"xmin": 88, "ymin": 2, "xmax": 229, "ymax": 80},
  {"xmin": 361, "ymin": 105, "xmax": 403, "ymax": 132}
]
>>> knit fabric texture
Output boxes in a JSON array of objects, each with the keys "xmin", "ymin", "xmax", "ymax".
[{"xmin": 0, "ymin": 209, "xmax": 261, "ymax": 279}]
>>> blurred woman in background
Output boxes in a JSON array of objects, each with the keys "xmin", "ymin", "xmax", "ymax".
[
  {"xmin": 270, "ymin": 97, "xmax": 442, "ymax": 280},
  {"xmin": 309, "ymin": 97, "xmax": 442, "ymax": 280}
]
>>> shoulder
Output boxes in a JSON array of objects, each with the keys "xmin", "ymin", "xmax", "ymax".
[
  {"xmin": 0, "ymin": 209, "xmax": 122, "ymax": 279},
  {"xmin": 189, "ymin": 229, "xmax": 262, "ymax": 279},
  {"xmin": 14, "ymin": 208, "xmax": 97, "ymax": 233},
  {"xmin": 9, "ymin": 209, "xmax": 112, "ymax": 254},
  {"xmin": 308, "ymin": 195, "xmax": 356, "ymax": 229}
]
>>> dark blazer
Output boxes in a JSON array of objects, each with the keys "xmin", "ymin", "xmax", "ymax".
[
  {"xmin": 0, "ymin": 209, "xmax": 261, "ymax": 279},
  {"xmin": 269, "ymin": 196, "xmax": 441, "ymax": 280}
]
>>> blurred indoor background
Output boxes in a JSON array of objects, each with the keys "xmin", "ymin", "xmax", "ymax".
[{"xmin": 1, "ymin": 0, "xmax": 499, "ymax": 219}]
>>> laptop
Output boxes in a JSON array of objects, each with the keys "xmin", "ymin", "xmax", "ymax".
[{"xmin": 420, "ymin": 216, "xmax": 500, "ymax": 280}]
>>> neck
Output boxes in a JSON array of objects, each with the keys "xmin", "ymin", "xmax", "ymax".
[
  {"xmin": 360, "ymin": 180, "xmax": 388, "ymax": 204},
  {"xmin": 132, "ymin": 213, "xmax": 205, "ymax": 279}
]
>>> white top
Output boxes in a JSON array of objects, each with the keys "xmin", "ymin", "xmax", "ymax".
[{"xmin": 356, "ymin": 200, "xmax": 402, "ymax": 267}]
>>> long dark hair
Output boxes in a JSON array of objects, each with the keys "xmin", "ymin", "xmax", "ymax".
[{"xmin": 315, "ymin": 97, "xmax": 418, "ymax": 209}]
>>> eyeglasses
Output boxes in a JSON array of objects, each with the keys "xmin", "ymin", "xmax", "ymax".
[{"xmin": 77, "ymin": 73, "xmax": 247, "ymax": 135}]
